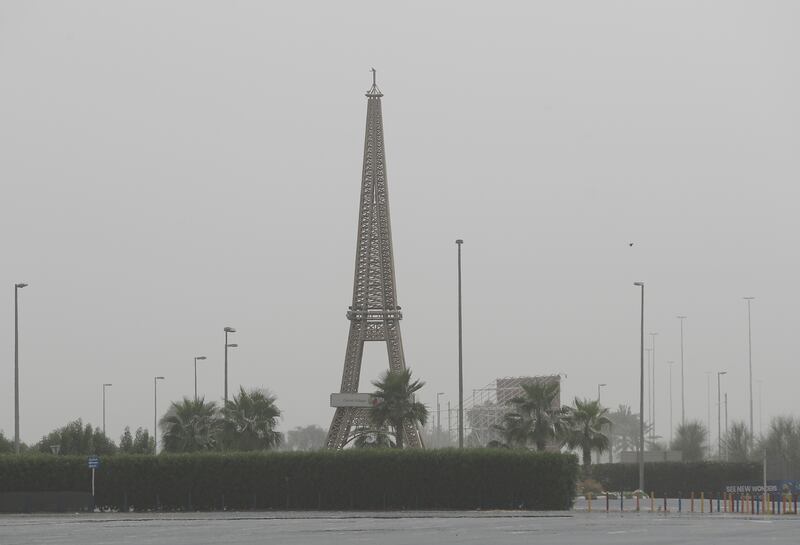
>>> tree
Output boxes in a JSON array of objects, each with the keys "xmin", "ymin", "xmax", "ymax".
[
  {"xmin": 564, "ymin": 398, "xmax": 611, "ymax": 469},
  {"xmin": 286, "ymin": 425, "xmax": 327, "ymax": 451},
  {"xmin": 491, "ymin": 412, "xmax": 529, "ymax": 448},
  {"xmin": 221, "ymin": 388, "xmax": 283, "ymax": 451},
  {"xmin": 352, "ymin": 428, "xmax": 394, "ymax": 448},
  {"xmin": 671, "ymin": 420, "xmax": 707, "ymax": 462},
  {"xmin": 119, "ymin": 427, "xmax": 134, "ymax": 452},
  {"xmin": 504, "ymin": 380, "xmax": 567, "ymax": 451},
  {"xmin": 133, "ymin": 427, "xmax": 155, "ymax": 454},
  {"xmin": 757, "ymin": 416, "xmax": 800, "ymax": 480},
  {"xmin": 723, "ymin": 421, "xmax": 750, "ymax": 462},
  {"xmin": 0, "ymin": 430, "xmax": 13, "ymax": 454},
  {"xmin": 34, "ymin": 419, "xmax": 116, "ymax": 455},
  {"xmin": 369, "ymin": 368, "xmax": 428, "ymax": 449},
  {"xmin": 159, "ymin": 397, "xmax": 220, "ymax": 453}
]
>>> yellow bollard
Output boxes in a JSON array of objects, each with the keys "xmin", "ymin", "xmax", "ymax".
[
  {"xmin": 588, "ymin": 492, "xmax": 592, "ymax": 512},
  {"xmin": 701, "ymin": 492, "xmax": 705, "ymax": 513}
]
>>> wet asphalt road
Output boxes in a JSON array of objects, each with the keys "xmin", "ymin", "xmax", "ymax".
[{"xmin": 1, "ymin": 511, "xmax": 797, "ymax": 545}]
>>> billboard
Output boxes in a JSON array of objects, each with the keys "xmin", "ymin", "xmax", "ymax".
[{"xmin": 330, "ymin": 393, "xmax": 378, "ymax": 408}]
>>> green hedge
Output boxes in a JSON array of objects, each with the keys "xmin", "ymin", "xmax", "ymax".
[
  {"xmin": 591, "ymin": 462, "xmax": 761, "ymax": 497},
  {"xmin": 0, "ymin": 449, "xmax": 578, "ymax": 511}
]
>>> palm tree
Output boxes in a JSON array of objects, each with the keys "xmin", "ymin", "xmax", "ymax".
[
  {"xmin": 506, "ymin": 380, "xmax": 567, "ymax": 451},
  {"xmin": 221, "ymin": 387, "xmax": 283, "ymax": 451},
  {"xmin": 370, "ymin": 368, "xmax": 428, "ymax": 449},
  {"xmin": 723, "ymin": 421, "xmax": 750, "ymax": 462},
  {"xmin": 159, "ymin": 397, "xmax": 220, "ymax": 452},
  {"xmin": 564, "ymin": 398, "xmax": 611, "ymax": 469},
  {"xmin": 671, "ymin": 420, "xmax": 707, "ymax": 462}
]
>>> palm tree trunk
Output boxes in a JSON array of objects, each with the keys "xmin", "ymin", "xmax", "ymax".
[{"xmin": 583, "ymin": 447, "xmax": 592, "ymax": 469}]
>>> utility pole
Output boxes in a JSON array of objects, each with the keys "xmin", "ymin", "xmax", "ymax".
[
  {"xmin": 744, "ymin": 297, "xmax": 755, "ymax": 449},
  {"xmin": 677, "ymin": 316, "xmax": 687, "ymax": 427},
  {"xmin": 456, "ymin": 239, "xmax": 464, "ymax": 448},
  {"xmin": 634, "ymin": 282, "xmax": 645, "ymax": 492}
]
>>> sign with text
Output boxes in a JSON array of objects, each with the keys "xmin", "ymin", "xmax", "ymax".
[
  {"xmin": 724, "ymin": 480, "xmax": 799, "ymax": 495},
  {"xmin": 330, "ymin": 393, "xmax": 378, "ymax": 408},
  {"xmin": 87, "ymin": 456, "xmax": 100, "ymax": 469}
]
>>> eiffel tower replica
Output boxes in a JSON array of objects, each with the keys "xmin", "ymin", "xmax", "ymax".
[{"xmin": 325, "ymin": 72, "xmax": 424, "ymax": 450}]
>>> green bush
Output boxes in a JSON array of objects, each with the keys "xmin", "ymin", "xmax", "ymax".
[
  {"xmin": 0, "ymin": 449, "xmax": 577, "ymax": 511},
  {"xmin": 592, "ymin": 462, "xmax": 761, "ymax": 496}
]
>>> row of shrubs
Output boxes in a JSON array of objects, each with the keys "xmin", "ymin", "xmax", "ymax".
[
  {"xmin": 0, "ymin": 449, "xmax": 578, "ymax": 511},
  {"xmin": 590, "ymin": 462, "xmax": 761, "ymax": 497}
]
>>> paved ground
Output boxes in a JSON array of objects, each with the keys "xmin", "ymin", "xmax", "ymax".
[{"xmin": 1, "ymin": 511, "xmax": 798, "ymax": 545}]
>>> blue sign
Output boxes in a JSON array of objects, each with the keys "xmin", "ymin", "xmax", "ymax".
[
  {"xmin": 87, "ymin": 455, "xmax": 100, "ymax": 469},
  {"xmin": 724, "ymin": 480, "xmax": 799, "ymax": 495}
]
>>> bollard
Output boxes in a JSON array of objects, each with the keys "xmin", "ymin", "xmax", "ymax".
[
  {"xmin": 751, "ymin": 494, "xmax": 755, "ymax": 514},
  {"xmin": 651, "ymin": 492, "xmax": 655, "ymax": 513},
  {"xmin": 606, "ymin": 492, "xmax": 610, "ymax": 513},
  {"xmin": 756, "ymin": 494, "xmax": 759, "ymax": 515},
  {"xmin": 691, "ymin": 492, "xmax": 695, "ymax": 513},
  {"xmin": 636, "ymin": 493, "xmax": 640, "ymax": 512},
  {"xmin": 678, "ymin": 496, "xmax": 682, "ymax": 513},
  {"xmin": 794, "ymin": 494, "xmax": 798, "ymax": 515},
  {"xmin": 710, "ymin": 495, "xmax": 713, "ymax": 513},
  {"xmin": 588, "ymin": 492, "xmax": 592, "ymax": 513},
  {"xmin": 664, "ymin": 495, "xmax": 668, "ymax": 513},
  {"xmin": 717, "ymin": 494, "xmax": 720, "ymax": 513},
  {"xmin": 701, "ymin": 492, "xmax": 705, "ymax": 513},
  {"xmin": 620, "ymin": 491, "xmax": 624, "ymax": 512}
]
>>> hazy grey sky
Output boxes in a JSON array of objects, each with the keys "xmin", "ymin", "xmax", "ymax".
[{"xmin": 2, "ymin": 1, "xmax": 798, "ymax": 446}]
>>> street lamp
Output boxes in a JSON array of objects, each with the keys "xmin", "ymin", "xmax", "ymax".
[
  {"xmin": 194, "ymin": 356, "xmax": 207, "ymax": 402},
  {"xmin": 633, "ymin": 282, "xmax": 645, "ymax": 492},
  {"xmin": 677, "ymin": 315, "xmax": 687, "ymax": 426},
  {"xmin": 14, "ymin": 282, "xmax": 28, "ymax": 454},
  {"xmin": 597, "ymin": 383, "xmax": 607, "ymax": 402},
  {"xmin": 456, "ymin": 239, "xmax": 464, "ymax": 449},
  {"xmin": 102, "ymin": 383, "xmax": 112, "ymax": 436},
  {"xmin": 666, "ymin": 361, "xmax": 675, "ymax": 446},
  {"xmin": 743, "ymin": 297, "xmax": 755, "ymax": 448},
  {"xmin": 436, "ymin": 392, "xmax": 445, "ymax": 446},
  {"xmin": 154, "ymin": 376, "xmax": 165, "ymax": 454},
  {"xmin": 650, "ymin": 332, "xmax": 658, "ymax": 440},
  {"xmin": 717, "ymin": 371, "xmax": 727, "ymax": 459},
  {"xmin": 224, "ymin": 327, "xmax": 237, "ymax": 405},
  {"xmin": 645, "ymin": 347, "xmax": 653, "ymax": 439}
]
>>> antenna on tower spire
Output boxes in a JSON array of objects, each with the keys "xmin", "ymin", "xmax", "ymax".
[{"xmin": 366, "ymin": 68, "xmax": 383, "ymax": 97}]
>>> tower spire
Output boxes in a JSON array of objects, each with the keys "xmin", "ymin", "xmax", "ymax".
[
  {"xmin": 325, "ymin": 75, "xmax": 422, "ymax": 450},
  {"xmin": 366, "ymin": 67, "xmax": 383, "ymax": 97}
]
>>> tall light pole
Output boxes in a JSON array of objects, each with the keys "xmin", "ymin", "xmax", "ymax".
[
  {"xmin": 456, "ymin": 239, "xmax": 464, "ymax": 449},
  {"xmin": 102, "ymin": 383, "xmax": 112, "ymax": 436},
  {"xmin": 756, "ymin": 379, "xmax": 763, "ymax": 438},
  {"xmin": 223, "ymin": 327, "xmax": 237, "ymax": 405},
  {"xmin": 645, "ymin": 347, "xmax": 653, "ymax": 439},
  {"xmin": 650, "ymin": 332, "xmax": 658, "ymax": 441},
  {"xmin": 194, "ymin": 356, "xmax": 207, "ymax": 402},
  {"xmin": 597, "ymin": 383, "xmax": 606, "ymax": 402},
  {"xmin": 14, "ymin": 282, "xmax": 28, "ymax": 454},
  {"xmin": 666, "ymin": 361, "xmax": 675, "ymax": 446},
  {"xmin": 436, "ymin": 392, "xmax": 444, "ymax": 447},
  {"xmin": 633, "ymin": 282, "xmax": 645, "ymax": 492},
  {"xmin": 743, "ymin": 297, "xmax": 755, "ymax": 447},
  {"xmin": 717, "ymin": 371, "xmax": 727, "ymax": 459},
  {"xmin": 724, "ymin": 392, "xmax": 729, "ymax": 460},
  {"xmin": 705, "ymin": 372, "xmax": 712, "ymax": 458},
  {"xmin": 677, "ymin": 316, "xmax": 687, "ymax": 427},
  {"xmin": 153, "ymin": 376, "xmax": 164, "ymax": 454}
]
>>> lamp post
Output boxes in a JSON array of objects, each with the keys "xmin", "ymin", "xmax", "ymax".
[
  {"xmin": 705, "ymin": 372, "xmax": 712, "ymax": 457},
  {"xmin": 633, "ymin": 282, "xmax": 645, "ymax": 492},
  {"xmin": 436, "ymin": 392, "xmax": 445, "ymax": 447},
  {"xmin": 456, "ymin": 239, "xmax": 464, "ymax": 449},
  {"xmin": 194, "ymin": 356, "xmax": 207, "ymax": 402},
  {"xmin": 724, "ymin": 392, "xmax": 729, "ymax": 460},
  {"xmin": 14, "ymin": 282, "xmax": 28, "ymax": 454},
  {"xmin": 756, "ymin": 379, "xmax": 763, "ymax": 438},
  {"xmin": 102, "ymin": 383, "xmax": 112, "ymax": 436},
  {"xmin": 153, "ymin": 376, "xmax": 164, "ymax": 454},
  {"xmin": 717, "ymin": 371, "xmax": 727, "ymax": 459},
  {"xmin": 645, "ymin": 347, "xmax": 653, "ymax": 439},
  {"xmin": 597, "ymin": 383, "xmax": 607, "ymax": 402},
  {"xmin": 677, "ymin": 316, "xmax": 687, "ymax": 426},
  {"xmin": 650, "ymin": 332, "xmax": 658, "ymax": 440},
  {"xmin": 743, "ymin": 297, "xmax": 755, "ymax": 447},
  {"xmin": 666, "ymin": 361, "xmax": 675, "ymax": 446},
  {"xmin": 224, "ymin": 327, "xmax": 237, "ymax": 405}
]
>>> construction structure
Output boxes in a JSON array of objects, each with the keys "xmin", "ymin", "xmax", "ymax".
[
  {"xmin": 325, "ymin": 72, "xmax": 423, "ymax": 450},
  {"xmin": 460, "ymin": 375, "xmax": 562, "ymax": 448}
]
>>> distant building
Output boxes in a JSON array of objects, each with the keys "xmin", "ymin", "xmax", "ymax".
[{"xmin": 464, "ymin": 375, "xmax": 561, "ymax": 450}]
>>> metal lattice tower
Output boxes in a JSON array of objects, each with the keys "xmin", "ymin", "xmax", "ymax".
[{"xmin": 325, "ymin": 72, "xmax": 423, "ymax": 450}]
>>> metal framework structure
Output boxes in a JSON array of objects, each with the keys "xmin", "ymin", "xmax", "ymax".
[
  {"xmin": 462, "ymin": 376, "xmax": 561, "ymax": 448},
  {"xmin": 325, "ymin": 73, "xmax": 423, "ymax": 450}
]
